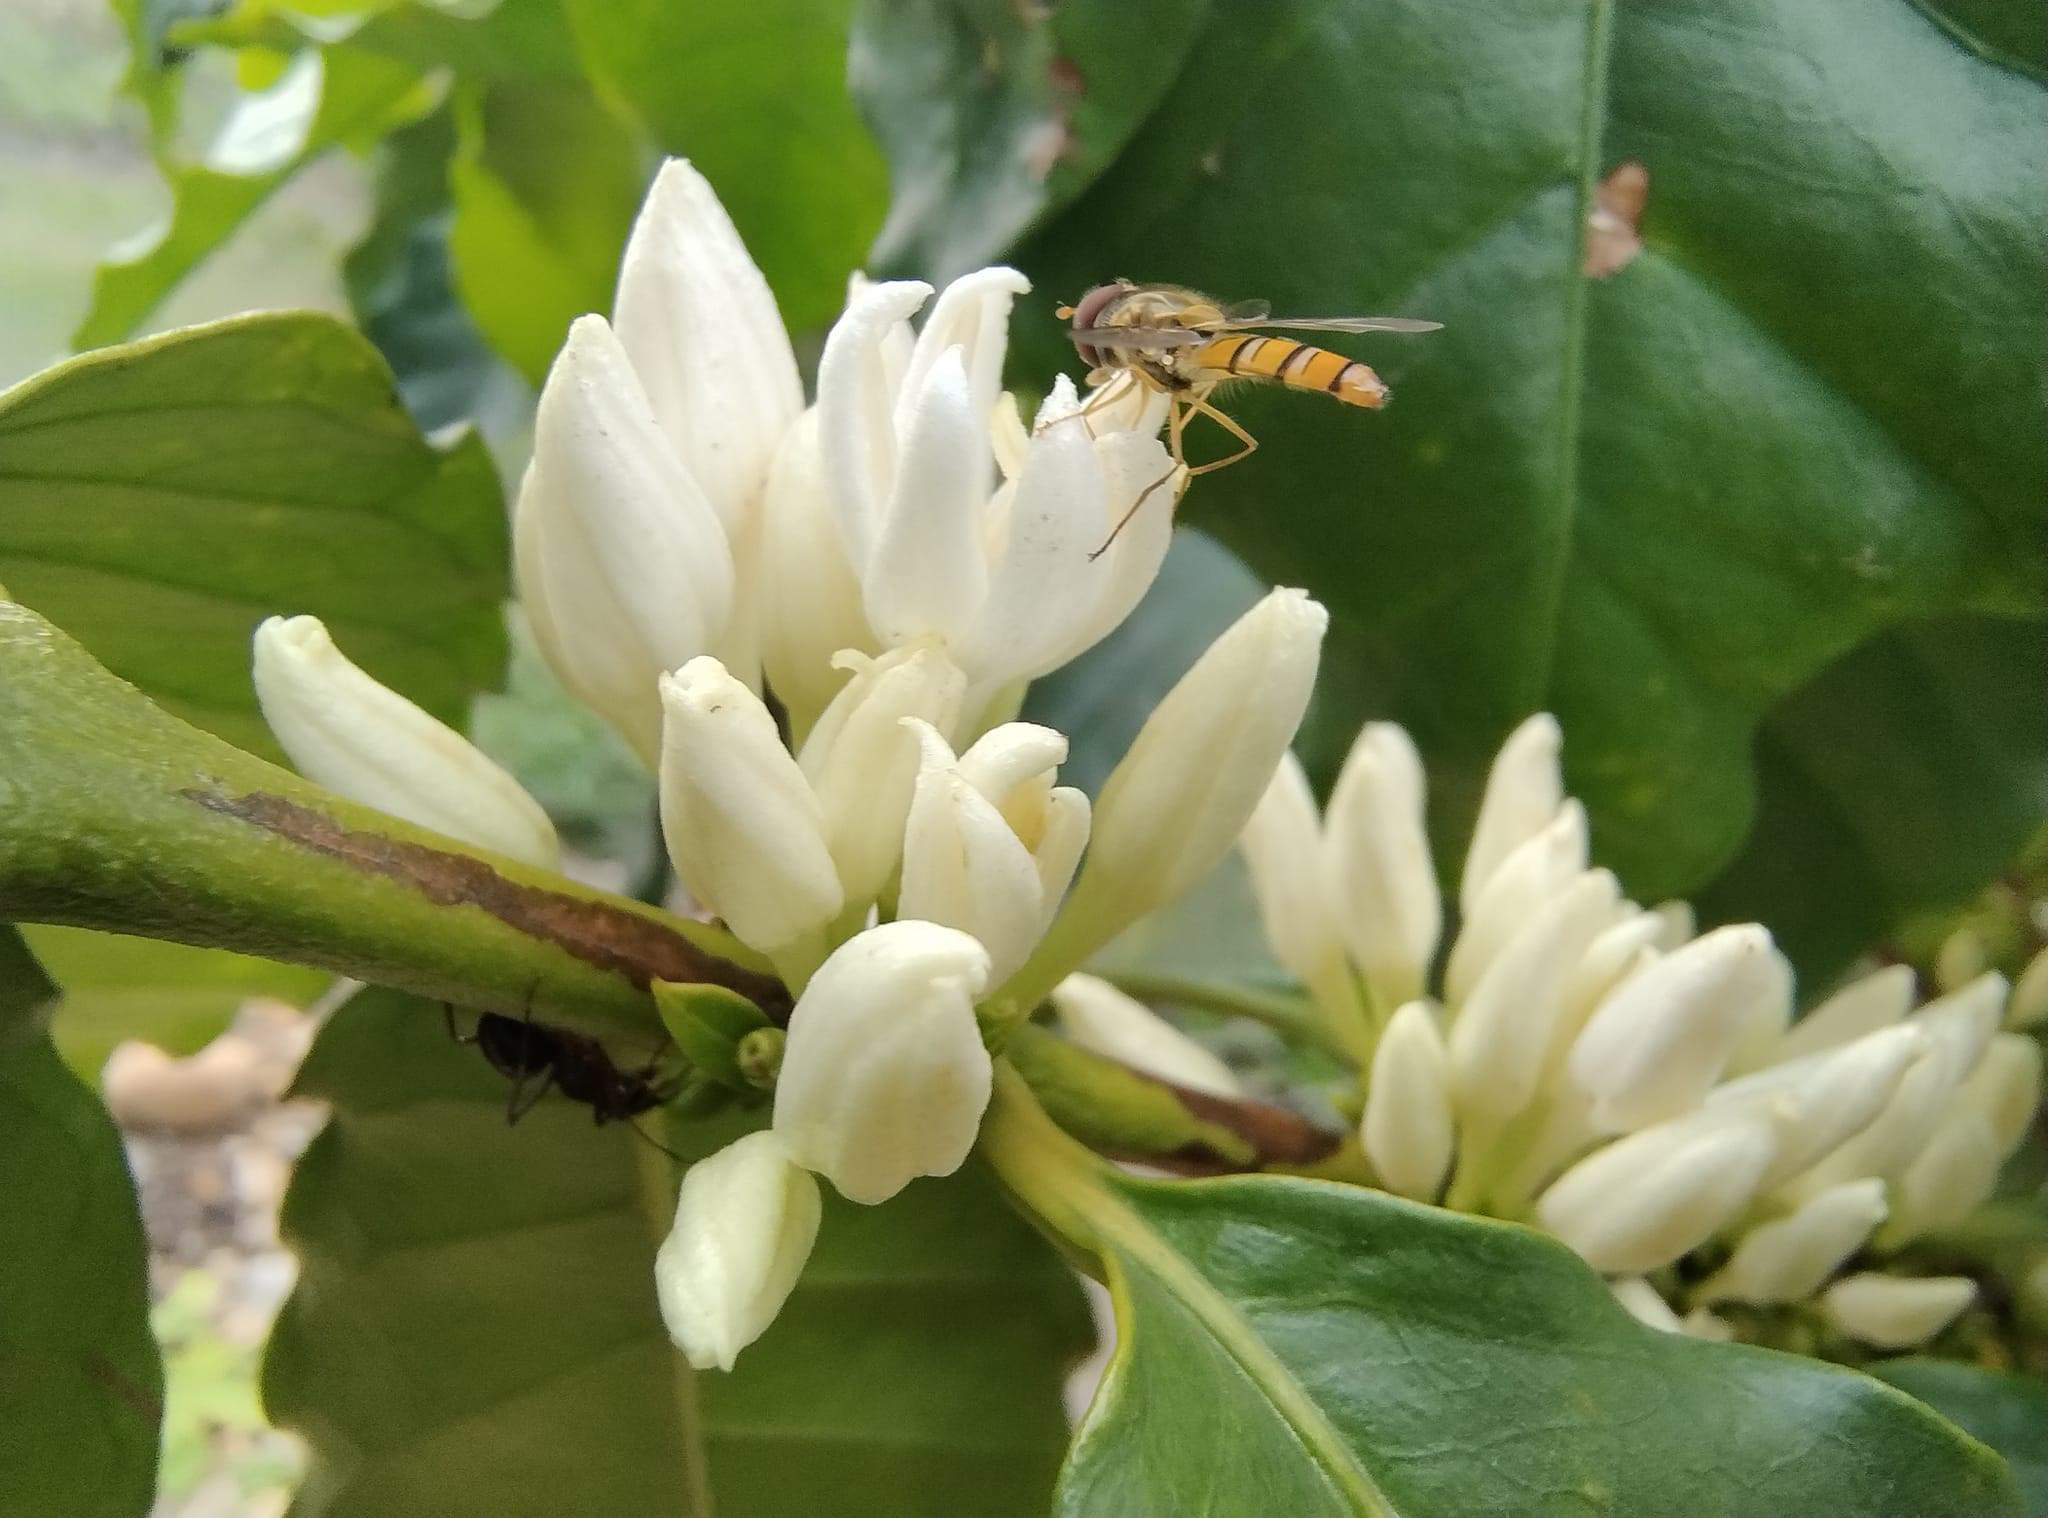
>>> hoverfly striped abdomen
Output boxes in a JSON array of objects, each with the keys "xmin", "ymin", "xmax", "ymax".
[{"xmin": 1196, "ymin": 334, "xmax": 1389, "ymax": 409}]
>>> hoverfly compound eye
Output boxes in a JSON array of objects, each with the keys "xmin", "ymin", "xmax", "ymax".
[{"xmin": 1069, "ymin": 283, "xmax": 1124, "ymax": 332}]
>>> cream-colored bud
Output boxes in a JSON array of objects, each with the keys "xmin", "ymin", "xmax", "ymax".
[
  {"xmin": 1822, "ymin": 1273, "xmax": 1975, "ymax": 1349},
  {"xmin": 1450, "ymin": 870, "xmax": 1620, "ymax": 1121},
  {"xmin": 1772, "ymin": 964, "xmax": 1915, "ymax": 1064},
  {"xmin": 654, "ymin": 1131, "xmax": 820, "ymax": 1372},
  {"xmin": 1238, "ymin": 752, "xmax": 1344, "ymax": 988},
  {"xmin": 898, "ymin": 721, "xmax": 1087, "ymax": 982},
  {"xmin": 1050, "ymin": 975, "xmax": 1242, "ymax": 1099},
  {"xmin": 1324, "ymin": 723, "xmax": 1441, "ymax": 1009},
  {"xmin": 1647, "ymin": 900, "xmax": 1695, "ymax": 950},
  {"xmin": 1709, "ymin": 1022, "xmax": 1927, "ymax": 1188},
  {"xmin": 1934, "ymin": 926, "xmax": 1987, "ymax": 995},
  {"xmin": 1043, "ymin": 590, "xmax": 1326, "ymax": 971},
  {"xmin": 1536, "ymin": 1108, "xmax": 1777, "ymax": 1274},
  {"xmin": 798, "ymin": 644, "xmax": 966, "ymax": 905},
  {"xmin": 252, "ymin": 615, "xmax": 558, "ymax": 868},
  {"xmin": 773, "ymin": 921, "xmax": 994, "ymax": 1204},
  {"xmin": 1569, "ymin": 924, "xmax": 1780, "ymax": 1131},
  {"xmin": 657, "ymin": 658, "xmax": 842, "ymax": 955},
  {"xmin": 1609, "ymin": 1277, "xmax": 1682, "ymax": 1332},
  {"xmin": 2008, "ymin": 945, "xmax": 2048, "ymax": 1030},
  {"xmin": 1722, "ymin": 945, "xmax": 1795, "ymax": 1075},
  {"xmin": 1698, "ymin": 1180, "xmax": 1888, "ymax": 1305},
  {"xmin": 1444, "ymin": 801, "xmax": 1586, "ymax": 1005},
  {"xmin": 1361, "ymin": 1000, "xmax": 1455, "ymax": 1201},
  {"xmin": 1882, "ymin": 1108, "xmax": 2002, "ymax": 1246},
  {"xmin": 1963, "ymin": 1032, "xmax": 2044, "ymax": 1152},
  {"xmin": 1459, "ymin": 713, "xmax": 1562, "ymax": 913},
  {"xmin": 1558, "ymin": 911, "xmax": 1664, "ymax": 1041}
]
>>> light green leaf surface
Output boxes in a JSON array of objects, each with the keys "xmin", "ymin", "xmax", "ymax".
[
  {"xmin": 893, "ymin": 0, "xmax": 2048, "ymax": 922},
  {"xmin": 266, "ymin": 986, "xmax": 1089, "ymax": 1517},
  {"xmin": 1054, "ymin": 1163, "xmax": 2020, "ymax": 1515},
  {"xmin": 0, "ymin": 311, "xmax": 508, "ymax": 756},
  {"xmin": 0, "ymin": 926, "xmax": 161, "ymax": 1518},
  {"xmin": 564, "ymin": 0, "xmax": 886, "ymax": 332},
  {"xmin": 74, "ymin": 45, "xmax": 428, "ymax": 349},
  {"xmin": 1873, "ymin": 1361, "xmax": 2048, "ymax": 1516}
]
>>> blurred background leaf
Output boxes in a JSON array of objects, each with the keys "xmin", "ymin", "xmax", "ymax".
[{"xmin": 1873, "ymin": 1360, "xmax": 2048, "ymax": 1516}]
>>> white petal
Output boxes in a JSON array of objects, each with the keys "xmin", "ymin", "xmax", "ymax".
[
  {"xmin": 1822, "ymin": 1274, "xmax": 1975, "ymax": 1350},
  {"xmin": 1698, "ymin": 1179, "xmax": 1888, "ymax": 1305},
  {"xmin": 1051, "ymin": 974, "xmax": 1242, "ymax": 1098},
  {"xmin": 1239, "ymin": 752, "xmax": 1344, "ymax": 987},
  {"xmin": 1962, "ymin": 1032, "xmax": 2044, "ymax": 1153},
  {"xmin": 253, "ymin": 616, "xmax": 558, "ymax": 868},
  {"xmin": 655, "ymin": 1130, "xmax": 819, "ymax": 1371},
  {"xmin": 1361, "ymin": 1000, "xmax": 1455, "ymax": 1200},
  {"xmin": 1709, "ymin": 1022, "xmax": 1928, "ymax": 1188},
  {"xmin": 657, "ymin": 658, "xmax": 842, "ymax": 953},
  {"xmin": 1325, "ymin": 721, "xmax": 1441, "ymax": 1010},
  {"xmin": 816, "ymin": 278, "xmax": 933, "ymax": 572},
  {"xmin": 1883, "ymin": 1108, "xmax": 2002, "ymax": 1246},
  {"xmin": 1459, "ymin": 713, "xmax": 1562, "ymax": 912},
  {"xmin": 1772, "ymin": 963, "xmax": 1916, "ymax": 1063},
  {"xmin": 898, "ymin": 265, "xmax": 1030, "ymax": 439},
  {"xmin": 864, "ymin": 346, "xmax": 991, "ymax": 647},
  {"xmin": 773, "ymin": 921, "xmax": 994, "ymax": 1203},
  {"xmin": 1444, "ymin": 800, "xmax": 1586, "ymax": 1004},
  {"xmin": 955, "ymin": 721, "xmax": 1069, "ymax": 805},
  {"xmin": 1031, "ymin": 787, "xmax": 1091, "ymax": 930},
  {"xmin": 612, "ymin": 159, "xmax": 802, "ymax": 531},
  {"xmin": 1610, "ymin": 1277, "xmax": 1683, "ymax": 1332}
]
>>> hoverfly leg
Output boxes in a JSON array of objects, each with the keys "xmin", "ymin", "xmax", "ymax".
[
  {"xmin": 1088, "ymin": 396, "xmax": 1189, "ymax": 561},
  {"xmin": 1032, "ymin": 370, "xmax": 1128, "ymax": 439},
  {"xmin": 442, "ymin": 1002, "xmax": 473, "ymax": 1045},
  {"xmin": 505, "ymin": 1062, "xmax": 555, "ymax": 1124},
  {"xmin": 1179, "ymin": 392, "xmax": 1259, "ymax": 477},
  {"xmin": 625, "ymin": 1116, "xmax": 686, "ymax": 1165}
]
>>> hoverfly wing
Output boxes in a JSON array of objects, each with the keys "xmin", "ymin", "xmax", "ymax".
[
  {"xmin": 1218, "ymin": 298, "xmax": 1272, "ymax": 324},
  {"xmin": 1068, "ymin": 325, "xmax": 1210, "ymax": 350},
  {"xmin": 1219, "ymin": 314, "xmax": 1444, "ymax": 334}
]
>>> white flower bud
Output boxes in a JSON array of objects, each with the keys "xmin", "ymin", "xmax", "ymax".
[
  {"xmin": 1459, "ymin": 713, "xmax": 1562, "ymax": 912},
  {"xmin": 1568, "ymin": 924, "xmax": 1781, "ymax": 1132},
  {"xmin": 773, "ymin": 921, "xmax": 994, "ymax": 1204},
  {"xmin": 1558, "ymin": 910, "xmax": 1664, "ymax": 1038},
  {"xmin": 1934, "ymin": 926, "xmax": 1987, "ymax": 995},
  {"xmin": 758, "ymin": 410, "xmax": 879, "ymax": 737},
  {"xmin": 1962, "ymin": 1032, "xmax": 2044, "ymax": 1153},
  {"xmin": 1444, "ymin": 801, "xmax": 1586, "ymax": 1005},
  {"xmin": 1708, "ymin": 1022, "xmax": 1927, "ymax": 1188},
  {"xmin": 1051, "ymin": 974, "xmax": 1242, "ymax": 1099},
  {"xmin": 1238, "ymin": 752, "xmax": 1345, "ymax": 989},
  {"xmin": 612, "ymin": 159, "xmax": 803, "ymax": 533},
  {"xmin": 252, "ymin": 615, "xmax": 558, "ymax": 868},
  {"xmin": 1680, "ymin": 1308, "xmax": 1735, "ymax": 1341},
  {"xmin": 1050, "ymin": 590, "xmax": 1326, "ymax": 962},
  {"xmin": 797, "ymin": 644, "xmax": 966, "ymax": 905},
  {"xmin": 1722, "ymin": 945, "xmax": 1795, "ymax": 1075},
  {"xmin": 1647, "ymin": 900, "xmax": 1695, "ymax": 950},
  {"xmin": 1772, "ymin": 964, "xmax": 1915, "ymax": 1063},
  {"xmin": 898, "ymin": 721, "xmax": 1088, "ymax": 982},
  {"xmin": 1361, "ymin": 1001, "xmax": 1455, "ymax": 1201},
  {"xmin": 1822, "ymin": 1273, "xmax": 1975, "ymax": 1350},
  {"xmin": 1450, "ymin": 870, "xmax": 1621, "ymax": 1121},
  {"xmin": 1698, "ymin": 1180, "xmax": 1888, "ymax": 1304},
  {"xmin": 1883, "ymin": 1108, "xmax": 2002, "ymax": 1246},
  {"xmin": 657, "ymin": 658, "xmax": 842, "ymax": 955},
  {"xmin": 654, "ymin": 1131, "xmax": 819, "ymax": 1371},
  {"xmin": 517, "ymin": 316, "xmax": 736, "ymax": 762},
  {"xmin": 1536, "ymin": 1108, "xmax": 1777, "ymax": 1274},
  {"xmin": 1324, "ymin": 723, "xmax": 1441, "ymax": 1010},
  {"xmin": 1610, "ymin": 1277, "xmax": 1683, "ymax": 1332},
  {"xmin": 2008, "ymin": 945, "xmax": 2048, "ymax": 1029}
]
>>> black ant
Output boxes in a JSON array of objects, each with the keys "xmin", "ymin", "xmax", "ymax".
[{"xmin": 444, "ymin": 1000, "xmax": 683, "ymax": 1159}]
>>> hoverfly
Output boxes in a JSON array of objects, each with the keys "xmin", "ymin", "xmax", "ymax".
[{"xmin": 1054, "ymin": 280, "xmax": 1441, "ymax": 550}]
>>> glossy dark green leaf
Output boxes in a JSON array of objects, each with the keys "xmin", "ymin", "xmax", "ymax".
[
  {"xmin": 1699, "ymin": 615, "xmax": 2048, "ymax": 983},
  {"xmin": 852, "ymin": 0, "xmax": 1212, "ymax": 282},
  {"xmin": 1065, "ymin": 1168, "xmax": 2019, "ymax": 1517},
  {"xmin": 74, "ymin": 46, "xmax": 429, "ymax": 349},
  {"xmin": 266, "ymin": 986, "xmax": 1089, "ymax": 1517},
  {"xmin": 563, "ymin": 0, "xmax": 885, "ymax": 332},
  {"xmin": 0, "ymin": 926, "xmax": 161, "ymax": 1518},
  {"xmin": 1874, "ymin": 1361, "xmax": 2048, "ymax": 1516},
  {"xmin": 448, "ymin": 76, "xmax": 645, "ymax": 382},
  {"xmin": 0, "ymin": 311, "xmax": 508, "ymax": 756},
  {"xmin": 942, "ymin": 0, "xmax": 2048, "ymax": 916}
]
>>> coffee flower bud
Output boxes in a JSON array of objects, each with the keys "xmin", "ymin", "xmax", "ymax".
[
  {"xmin": 1458, "ymin": 713, "xmax": 1563, "ymax": 912},
  {"xmin": 773, "ymin": 922, "xmax": 994, "ymax": 1204},
  {"xmin": 1238, "ymin": 752, "xmax": 1345, "ymax": 991},
  {"xmin": 1050, "ymin": 975, "xmax": 1242, "ymax": 1099},
  {"xmin": 1361, "ymin": 1001, "xmax": 1455, "ymax": 1200},
  {"xmin": 1822, "ymin": 1274, "xmax": 1975, "ymax": 1350},
  {"xmin": 252, "ymin": 615, "xmax": 557, "ymax": 868},
  {"xmin": 1697, "ymin": 1180, "xmax": 1889, "ymax": 1305},
  {"xmin": 1324, "ymin": 723, "xmax": 1440, "ymax": 1010},
  {"xmin": 654, "ymin": 1131, "xmax": 820, "ymax": 1372}
]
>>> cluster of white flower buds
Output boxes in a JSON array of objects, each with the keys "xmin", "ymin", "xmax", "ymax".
[
  {"xmin": 249, "ymin": 159, "xmax": 1330, "ymax": 1373},
  {"xmin": 1239, "ymin": 713, "xmax": 2045, "ymax": 1349}
]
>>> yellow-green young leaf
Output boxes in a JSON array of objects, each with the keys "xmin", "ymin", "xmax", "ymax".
[
  {"xmin": 0, "ymin": 311, "xmax": 508, "ymax": 758},
  {"xmin": 562, "ymin": 0, "xmax": 886, "ymax": 331},
  {"xmin": 1060, "ymin": 1172, "xmax": 2020, "ymax": 1516},
  {"xmin": 267, "ymin": 987, "xmax": 1090, "ymax": 1517},
  {"xmin": 0, "ymin": 926, "xmax": 161, "ymax": 1518},
  {"xmin": 932, "ymin": 0, "xmax": 2048, "ymax": 919},
  {"xmin": 73, "ymin": 46, "xmax": 430, "ymax": 349},
  {"xmin": 448, "ymin": 76, "xmax": 646, "ymax": 381},
  {"xmin": 23, "ymin": 925, "xmax": 326, "ymax": 1078}
]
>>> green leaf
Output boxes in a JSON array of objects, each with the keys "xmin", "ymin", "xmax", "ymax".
[
  {"xmin": 1700, "ymin": 615, "xmax": 2048, "ymax": 983},
  {"xmin": 266, "ymin": 986, "xmax": 1090, "ymax": 1516},
  {"xmin": 0, "ymin": 311, "xmax": 508, "ymax": 755},
  {"xmin": 22, "ymin": 924, "xmax": 326, "ymax": 1078},
  {"xmin": 853, "ymin": 0, "xmax": 1213, "ymax": 282},
  {"xmin": 1873, "ymin": 1361, "xmax": 2048, "ymax": 1516},
  {"xmin": 447, "ymin": 75, "xmax": 645, "ymax": 381},
  {"xmin": 73, "ymin": 45, "xmax": 429, "ymax": 349},
  {"xmin": 984, "ymin": 1081, "xmax": 2020, "ymax": 1517},
  {"xmin": 563, "ymin": 0, "xmax": 886, "ymax": 331},
  {"xmin": 0, "ymin": 926, "xmax": 162, "ymax": 1518},
  {"xmin": 957, "ymin": 0, "xmax": 2048, "ymax": 915}
]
